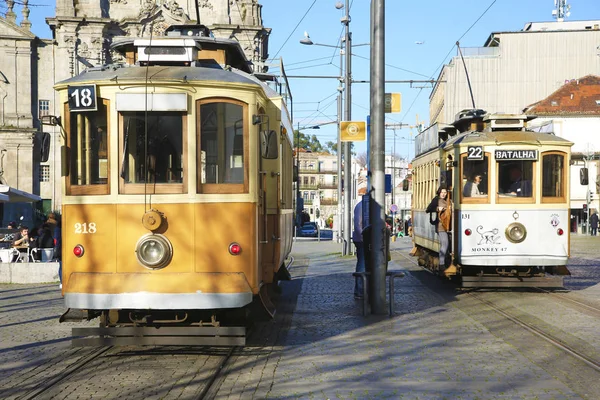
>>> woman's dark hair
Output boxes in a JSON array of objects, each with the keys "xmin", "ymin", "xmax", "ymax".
[{"xmin": 436, "ymin": 185, "xmax": 448, "ymax": 196}]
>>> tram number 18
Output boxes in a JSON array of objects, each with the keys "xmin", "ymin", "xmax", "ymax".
[
  {"xmin": 467, "ymin": 146, "xmax": 483, "ymax": 160},
  {"xmin": 74, "ymin": 223, "xmax": 97, "ymax": 234},
  {"xmin": 68, "ymin": 85, "xmax": 97, "ymax": 112}
]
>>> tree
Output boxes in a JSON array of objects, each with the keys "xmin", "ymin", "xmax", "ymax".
[
  {"xmin": 294, "ymin": 130, "xmax": 324, "ymax": 153},
  {"xmin": 324, "ymin": 141, "xmax": 337, "ymax": 154},
  {"xmin": 355, "ymin": 152, "xmax": 368, "ymax": 168}
]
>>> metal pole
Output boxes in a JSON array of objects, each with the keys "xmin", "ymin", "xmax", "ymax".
[
  {"xmin": 337, "ymin": 57, "xmax": 344, "ymax": 246},
  {"xmin": 392, "ymin": 130, "xmax": 395, "ymax": 207},
  {"xmin": 296, "ymin": 122, "xmax": 301, "ymax": 234},
  {"xmin": 369, "ymin": 0, "xmax": 387, "ymax": 315},
  {"xmin": 343, "ymin": 0, "xmax": 352, "ymax": 256}
]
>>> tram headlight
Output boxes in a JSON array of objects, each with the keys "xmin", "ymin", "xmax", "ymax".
[
  {"xmin": 505, "ymin": 222, "xmax": 527, "ymax": 244},
  {"xmin": 135, "ymin": 234, "xmax": 173, "ymax": 269}
]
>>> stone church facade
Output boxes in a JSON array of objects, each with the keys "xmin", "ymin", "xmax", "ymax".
[{"xmin": 0, "ymin": 0, "xmax": 270, "ymax": 220}]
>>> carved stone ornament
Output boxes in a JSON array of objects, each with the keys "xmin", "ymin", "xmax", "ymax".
[
  {"xmin": 199, "ymin": 0, "xmax": 213, "ymax": 9},
  {"xmin": 110, "ymin": 0, "xmax": 128, "ymax": 3}
]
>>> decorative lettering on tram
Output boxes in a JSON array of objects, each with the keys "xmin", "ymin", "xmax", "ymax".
[{"xmin": 494, "ymin": 150, "xmax": 538, "ymax": 160}]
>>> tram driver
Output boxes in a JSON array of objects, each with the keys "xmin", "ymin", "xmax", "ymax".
[{"xmin": 507, "ymin": 166, "xmax": 532, "ymax": 197}]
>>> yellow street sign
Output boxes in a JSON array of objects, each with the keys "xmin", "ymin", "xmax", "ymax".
[
  {"xmin": 385, "ymin": 93, "xmax": 401, "ymax": 113},
  {"xmin": 340, "ymin": 121, "xmax": 366, "ymax": 142}
]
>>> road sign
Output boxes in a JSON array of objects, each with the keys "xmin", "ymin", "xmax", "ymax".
[
  {"xmin": 384, "ymin": 93, "xmax": 401, "ymax": 113},
  {"xmin": 390, "ymin": 204, "xmax": 398, "ymax": 213},
  {"xmin": 340, "ymin": 121, "xmax": 366, "ymax": 142}
]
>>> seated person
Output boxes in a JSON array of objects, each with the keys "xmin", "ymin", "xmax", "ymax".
[
  {"xmin": 506, "ymin": 167, "xmax": 532, "ymax": 197},
  {"xmin": 463, "ymin": 174, "xmax": 485, "ymax": 197},
  {"xmin": 13, "ymin": 226, "xmax": 33, "ymax": 247}
]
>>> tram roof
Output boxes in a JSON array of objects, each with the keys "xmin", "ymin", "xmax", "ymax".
[
  {"xmin": 55, "ymin": 65, "xmax": 279, "ymax": 97},
  {"xmin": 443, "ymin": 129, "xmax": 574, "ymax": 148}
]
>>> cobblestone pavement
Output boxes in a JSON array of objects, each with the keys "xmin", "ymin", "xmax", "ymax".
[{"xmin": 1, "ymin": 234, "xmax": 600, "ymax": 399}]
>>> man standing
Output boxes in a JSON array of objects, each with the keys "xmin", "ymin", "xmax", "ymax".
[
  {"xmin": 353, "ymin": 197, "xmax": 365, "ymax": 299},
  {"xmin": 590, "ymin": 211, "xmax": 599, "ymax": 236}
]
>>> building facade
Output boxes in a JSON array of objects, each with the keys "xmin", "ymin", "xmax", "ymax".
[
  {"xmin": 0, "ymin": 0, "xmax": 270, "ymax": 224},
  {"xmin": 430, "ymin": 20, "xmax": 600, "ymax": 126},
  {"xmin": 297, "ymin": 150, "xmax": 339, "ymax": 225}
]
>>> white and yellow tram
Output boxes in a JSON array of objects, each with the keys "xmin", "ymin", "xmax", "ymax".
[
  {"xmin": 411, "ymin": 110, "xmax": 572, "ymax": 287},
  {"xmin": 46, "ymin": 25, "xmax": 295, "ymax": 344}
]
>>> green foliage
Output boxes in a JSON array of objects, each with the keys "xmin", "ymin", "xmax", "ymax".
[{"xmin": 294, "ymin": 130, "xmax": 323, "ymax": 153}]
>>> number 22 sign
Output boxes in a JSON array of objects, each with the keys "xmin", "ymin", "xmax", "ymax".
[
  {"xmin": 467, "ymin": 146, "xmax": 483, "ymax": 160},
  {"xmin": 68, "ymin": 85, "xmax": 97, "ymax": 112}
]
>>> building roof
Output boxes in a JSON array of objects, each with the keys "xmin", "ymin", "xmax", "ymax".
[
  {"xmin": 484, "ymin": 20, "xmax": 600, "ymax": 46},
  {"xmin": 524, "ymin": 75, "xmax": 600, "ymax": 115}
]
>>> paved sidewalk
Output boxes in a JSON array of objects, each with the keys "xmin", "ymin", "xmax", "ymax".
[{"xmin": 217, "ymin": 235, "xmax": 600, "ymax": 399}]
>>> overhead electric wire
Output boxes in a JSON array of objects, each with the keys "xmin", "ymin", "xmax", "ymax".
[
  {"xmin": 270, "ymin": 0, "xmax": 318, "ymax": 60},
  {"xmin": 429, "ymin": 0, "xmax": 497, "ymax": 79}
]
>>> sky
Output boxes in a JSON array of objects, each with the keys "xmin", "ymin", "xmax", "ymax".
[{"xmin": 23, "ymin": 0, "xmax": 600, "ymax": 160}]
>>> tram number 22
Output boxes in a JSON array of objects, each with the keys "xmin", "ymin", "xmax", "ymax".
[
  {"xmin": 75, "ymin": 223, "xmax": 97, "ymax": 234},
  {"xmin": 467, "ymin": 146, "xmax": 483, "ymax": 160}
]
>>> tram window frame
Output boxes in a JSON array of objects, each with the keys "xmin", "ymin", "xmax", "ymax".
[
  {"xmin": 460, "ymin": 152, "xmax": 490, "ymax": 204},
  {"xmin": 65, "ymin": 99, "xmax": 110, "ymax": 196},
  {"xmin": 196, "ymin": 98, "xmax": 249, "ymax": 194},
  {"xmin": 118, "ymin": 111, "xmax": 188, "ymax": 195},
  {"xmin": 541, "ymin": 151, "xmax": 567, "ymax": 203},
  {"xmin": 496, "ymin": 160, "xmax": 536, "ymax": 204}
]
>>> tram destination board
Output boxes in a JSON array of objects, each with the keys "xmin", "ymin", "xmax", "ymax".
[
  {"xmin": 68, "ymin": 85, "xmax": 97, "ymax": 112},
  {"xmin": 494, "ymin": 149, "xmax": 538, "ymax": 160}
]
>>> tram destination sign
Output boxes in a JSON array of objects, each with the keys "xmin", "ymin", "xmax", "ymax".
[
  {"xmin": 494, "ymin": 150, "xmax": 538, "ymax": 161},
  {"xmin": 68, "ymin": 85, "xmax": 97, "ymax": 112}
]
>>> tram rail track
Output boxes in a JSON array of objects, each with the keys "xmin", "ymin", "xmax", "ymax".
[
  {"xmin": 466, "ymin": 291, "xmax": 600, "ymax": 373},
  {"xmin": 18, "ymin": 346, "xmax": 111, "ymax": 400},
  {"xmin": 394, "ymin": 247, "xmax": 600, "ymax": 373}
]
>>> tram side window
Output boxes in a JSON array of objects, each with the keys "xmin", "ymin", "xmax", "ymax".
[
  {"xmin": 498, "ymin": 161, "xmax": 533, "ymax": 197},
  {"xmin": 68, "ymin": 100, "xmax": 109, "ymax": 193},
  {"xmin": 198, "ymin": 100, "xmax": 246, "ymax": 191},
  {"xmin": 461, "ymin": 155, "xmax": 489, "ymax": 199},
  {"xmin": 120, "ymin": 112, "xmax": 184, "ymax": 185},
  {"xmin": 542, "ymin": 153, "xmax": 565, "ymax": 199}
]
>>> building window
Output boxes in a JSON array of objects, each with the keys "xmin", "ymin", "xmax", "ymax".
[
  {"xmin": 39, "ymin": 100, "xmax": 50, "ymax": 118},
  {"xmin": 40, "ymin": 165, "xmax": 50, "ymax": 182}
]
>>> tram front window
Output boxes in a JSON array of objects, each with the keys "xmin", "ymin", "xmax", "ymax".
[
  {"xmin": 67, "ymin": 100, "xmax": 109, "ymax": 194},
  {"xmin": 461, "ymin": 154, "xmax": 489, "ymax": 200},
  {"xmin": 498, "ymin": 161, "xmax": 533, "ymax": 198},
  {"xmin": 120, "ymin": 112, "xmax": 184, "ymax": 185}
]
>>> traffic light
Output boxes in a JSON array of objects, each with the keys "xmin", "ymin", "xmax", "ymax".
[{"xmin": 590, "ymin": 191, "xmax": 594, "ymax": 202}]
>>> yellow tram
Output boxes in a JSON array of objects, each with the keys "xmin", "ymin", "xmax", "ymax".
[
  {"xmin": 411, "ymin": 110, "xmax": 572, "ymax": 287},
  {"xmin": 47, "ymin": 25, "xmax": 295, "ymax": 344}
]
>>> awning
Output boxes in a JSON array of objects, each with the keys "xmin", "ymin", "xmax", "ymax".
[{"xmin": 0, "ymin": 185, "xmax": 42, "ymax": 202}]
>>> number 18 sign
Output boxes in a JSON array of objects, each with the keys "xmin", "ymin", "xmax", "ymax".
[{"xmin": 68, "ymin": 85, "xmax": 97, "ymax": 112}]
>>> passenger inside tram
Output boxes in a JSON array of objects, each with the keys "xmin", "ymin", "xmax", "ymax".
[
  {"xmin": 462, "ymin": 173, "xmax": 486, "ymax": 197},
  {"xmin": 499, "ymin": 163, "xmax": 533, "ymax": 197}
]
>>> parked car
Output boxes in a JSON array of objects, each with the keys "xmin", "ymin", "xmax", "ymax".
[{"xmin": 300, "ymin": 223, "xmax": 318, "ymax": 237}]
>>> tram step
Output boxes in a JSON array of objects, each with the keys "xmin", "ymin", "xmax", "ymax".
[
  {"xmin": 71, "ymin": 326, "xmax": 245, "ymax": 347},
  {"xmin": 461, "ymin": 275, "xmax": 564, "ymax": 288}
]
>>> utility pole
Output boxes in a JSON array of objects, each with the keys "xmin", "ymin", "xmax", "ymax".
[
  {"xmin": 342, "ymin": 0, "xmax": 353, "ymax": 256},
  {"xmin": 369, "ymin": 0, "xmax": 386, "ymax": 315},
  {"xmin": 337, "ymin": 51, "xmax": 344, "ymax": 247}
]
